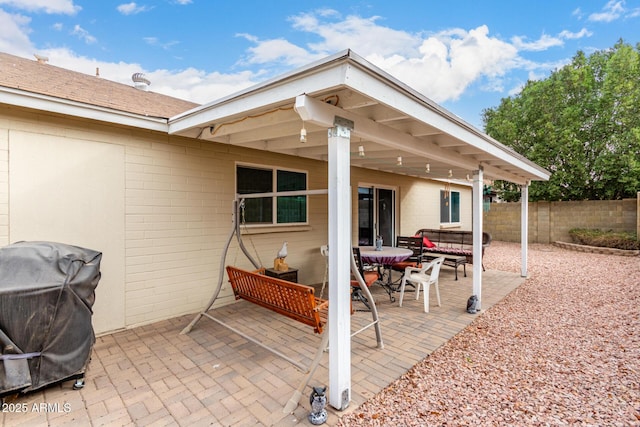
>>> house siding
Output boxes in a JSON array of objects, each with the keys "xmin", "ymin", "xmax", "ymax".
[
  {"xmin": 0, "ymin": 105, "xmax": 472, "ymax": 333},
  {"xmin": 0, "ymin": 128, "xmax": 8, "ymax": 246}
]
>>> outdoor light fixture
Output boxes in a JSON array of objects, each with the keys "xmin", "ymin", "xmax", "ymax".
[
  {"xmin": 300, "ymin": 123, "xmax": 307, "ymax": 143},
  {"xmin": 397, "ymin": 156, "xmax": 402, "ymax": 166},
  {"xmin": 425, "ymin": 163, "xmax": 430, "ymax": 173},
  {"xmin": 358, "ymin": 145, "xmax": 365, "ymax": 157},
  {"xmin": 448, "ymin": 169, "xmax": 453, "ymax": 178}
]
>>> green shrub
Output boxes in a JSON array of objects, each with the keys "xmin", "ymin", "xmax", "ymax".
[{"xmin": 569, "ymin": 228, "xmax": 640, "ymax": 250}]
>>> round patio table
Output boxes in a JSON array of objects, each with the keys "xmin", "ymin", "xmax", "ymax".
[
  {"xmin": 358, "ymin": 246, "xmax": 412, "ymax": 302},
  {"xmin": 359, "ymin": 246, "xmax": 413, "ymax": 266}
]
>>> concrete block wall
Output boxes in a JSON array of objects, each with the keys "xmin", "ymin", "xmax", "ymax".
[{"xmin": 484, "ymin": 196, "xmax": 639, "ymax": 243}]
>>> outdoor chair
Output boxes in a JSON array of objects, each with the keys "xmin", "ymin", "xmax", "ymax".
[
  {"xmin": 398, "ymin": 257, "xmax": 444, "ymax": 313},
  {"xmin": 391, "ymin": 236, "xmax": 424, "ymax": 284},
  {"xmin": 351, "ymin": 247, "xmax": 380, "ymax": 311}
]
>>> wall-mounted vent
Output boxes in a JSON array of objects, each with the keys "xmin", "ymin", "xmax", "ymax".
[
  {"xmin": 34, "ymin": 54, "xmax": 49, "ymax": 64},
  {"xmin": 132, "ymin": 73, "xmax": 151, "ymax": 91}
]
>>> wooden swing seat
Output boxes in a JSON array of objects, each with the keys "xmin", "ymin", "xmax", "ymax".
[{"xmin": 226, "ymin": 266, "xmax": 328, "ymax": 334}]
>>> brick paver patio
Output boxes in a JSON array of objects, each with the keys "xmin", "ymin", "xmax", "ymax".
[{"xmin": 1, "ymin": 267, "xmax": 524, "ymax": 426}]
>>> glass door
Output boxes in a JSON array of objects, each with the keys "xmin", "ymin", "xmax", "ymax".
[
  {"xmin": 377, "ymin": 188, "xmax": 395, "ymax": 246},
  {"xmin": 357, "ymin": 186, "xmax": 396, "ymax": 246}
]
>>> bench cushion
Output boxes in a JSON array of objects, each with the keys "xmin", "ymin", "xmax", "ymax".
[{"xmin": 424, "ymin": 247, "xmax": 470, "ymax": 257}]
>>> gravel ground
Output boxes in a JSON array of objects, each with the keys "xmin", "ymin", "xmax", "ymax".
[{"xmin": 338, "ymin": 241, "xmax": 640, "ymax": 426}]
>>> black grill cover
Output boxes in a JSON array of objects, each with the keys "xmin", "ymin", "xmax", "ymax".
[{"xmin": 0, "ymin": 241, "xmax": 102, "ymax": 395}]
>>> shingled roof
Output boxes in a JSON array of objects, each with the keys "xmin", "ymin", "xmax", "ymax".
[{"xmin": 0, "ymin": 52, "xmax": 199, "ymax": 119}]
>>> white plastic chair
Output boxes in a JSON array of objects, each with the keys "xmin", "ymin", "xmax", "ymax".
[{"xmin": 398, "ymin": 257, "xmax": 444, "ymax": 313}]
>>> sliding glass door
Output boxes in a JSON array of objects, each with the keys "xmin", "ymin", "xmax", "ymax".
[{"xmin": 357, "ymin": 186, "xmax": 396, "ymax": 246}]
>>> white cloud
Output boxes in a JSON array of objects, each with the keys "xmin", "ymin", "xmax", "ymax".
[
  {"xmin": 0, "ymin": 9, "xmax": 32, "ymax": 55},
  {"xmin": 572, "ymin": 8, "xmax": 584, "ymax": 19},
  {"xmin": 116, "ymin": 2, "xmax": 151, "ymax": 15},
  {"xmin": 144, "ymin": 68, "xmax": 258, "ymax": 104},
  {"xmin": 289, "ymin": 11, "xmax": 419, "ymax": 58},
  {"xmin": 511, "ymin": 34, "xmax": 563, "ymax": 51},
  {"xmin": 559, "ymin": 28, "xmax": 592, "ymax": 39},
  {"xmin": 143, "ymin": 36, "xmax": 179, "ymax": 50},
  {"xmin": 242, "ymin": 13, "xmax": 523, "ymax": 103},
  {"xmin": 71, "ymin": 24, "xmax": 96, "ymax": 44},
  {"xmin": 238, "ymin": 34, "xmax": 322, "ymax": 68},
  {"xmin": 377, "ymin": 25, "xmax": 520, "ymax": 102},
  {"xmin": 0, "ymin": 0, "xmax": 80, "ymax": 14},
  {"xmin": 589, "ymin": 0, "xmax": 625, "ymax": 22}
]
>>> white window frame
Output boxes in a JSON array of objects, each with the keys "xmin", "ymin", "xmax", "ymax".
[{"xmin": 235, "ymin": 162, "xmax": 309, "ymax": 226}]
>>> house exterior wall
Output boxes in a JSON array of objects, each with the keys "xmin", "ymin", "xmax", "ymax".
[
  {"xmin": 0, "ymin": 127, "xmax": 8, "ymax": 246},
  {"xmin": 351, "ymin": 168, "xmax": 473, "ymax": 238},
  {"xmin": 0, "ymin": 106, "xmax": 472, "ymax": 334}
]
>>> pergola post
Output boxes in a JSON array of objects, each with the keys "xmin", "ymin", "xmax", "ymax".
[
  {"xmin": 327, "ymin": 120, "xmax": 352, "ymax": 410},
  {"xmin": 521, "ymin": 183, "xmax": 529, "ymax": 277},
  {"xmin": 472, "ymin": 169, "xmax": 483, "ymax": 310}
]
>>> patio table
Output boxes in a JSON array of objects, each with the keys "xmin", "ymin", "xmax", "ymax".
[{"xmin": 358, "ymin": 246, "xmax": 412, "ymax": 302}]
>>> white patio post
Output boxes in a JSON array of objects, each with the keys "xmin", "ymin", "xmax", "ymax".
[
  {"xmin": 521, "ymin": 183, "xmax": 529, "ymax": 277},
  {"xmin": 472, "ymin": 168, "xmax": 483, "ymax": 310},
  {"xmin": 327, "ymin": 119, "xmax": 352, "ymax": 410}
]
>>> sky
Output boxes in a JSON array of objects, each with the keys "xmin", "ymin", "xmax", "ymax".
[{"xmin": 0, "ymin": 0, "xmax": 639, "ymax": 129}]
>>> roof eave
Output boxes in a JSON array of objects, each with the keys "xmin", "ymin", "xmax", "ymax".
[
  {"xmin": 0, "ymin": 85, "xmax": 169, "ymax": 132},
  {"xmin": 168, "ymin": 49, "xmax": 550, "ymax": 184}
]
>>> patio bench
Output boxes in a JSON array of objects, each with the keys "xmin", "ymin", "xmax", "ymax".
[
  {"xmin": 415, "ymin": 228, "xmax": 492, "ymax": 270},
  {"xmin": 226, "ymin": 266, "xmax": 328, "ymax": 334},
  {"xmin": 422, "ymin": 253, "xmax": 467, "ymax": 280}
]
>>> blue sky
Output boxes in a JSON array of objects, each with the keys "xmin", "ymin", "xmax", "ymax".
[{"xmin": 1, "ymin": 0, "xmax": 639, "ymax": 128}]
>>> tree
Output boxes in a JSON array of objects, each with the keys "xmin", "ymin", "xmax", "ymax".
[{"xmin": 482, "ymin": 40, "xmax": 640, "ymax": 202}]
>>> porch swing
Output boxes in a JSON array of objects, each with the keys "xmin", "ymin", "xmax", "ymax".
[{"xmin": 180, "ymin": 190, "xmax": 383, "ymax": 412}]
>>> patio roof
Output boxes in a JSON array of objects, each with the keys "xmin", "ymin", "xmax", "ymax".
[
  {"xmin": 169, "ymin": 49, "xmax": 548, "ymax": 410},
  {"xmin": 169, "ymin": 49, "xmax": 550, "ymax": 185}
]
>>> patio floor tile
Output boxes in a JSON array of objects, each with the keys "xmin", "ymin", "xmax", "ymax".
[{"xmin": 1, "ymin": 268, "xmax": 523, "ymax": 426}]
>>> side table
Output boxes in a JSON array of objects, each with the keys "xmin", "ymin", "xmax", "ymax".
[{"xmin": 265, "ymin": 268, "xmax": 298, "ymax": 283}]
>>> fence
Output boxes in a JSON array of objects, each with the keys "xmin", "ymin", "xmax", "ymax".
[{"xmin": 483, "ymin": 193, "xmax": 639, "ymax": 244}]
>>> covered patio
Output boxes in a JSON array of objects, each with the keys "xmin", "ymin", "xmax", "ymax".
[
  {"xmin": 168, "ymin": 49, "xmax": 550, "ymax": 410},
  {"xmin": 1, "ymin": 267, "xmax": 524, "ymax": 426}
]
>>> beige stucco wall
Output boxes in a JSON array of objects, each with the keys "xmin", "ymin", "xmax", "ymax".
[
  {"xmin": 351, "ymin": 168, "xmax": 473, "ymax": 237},
  {"xmin": 0, "ymin": 106, "xmax": 473, "ymax": 334},
  {"xmin": 0, "ymin": 128, "xmax": 8, "ymax": 245},
  {"xmin": 9, "ymin": 130, "xmax": 126, "ymax": 334}
]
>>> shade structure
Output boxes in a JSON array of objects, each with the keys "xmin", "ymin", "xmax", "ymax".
[{"xmin": 0, "ymin": 241, "xmax": 102, "ymax": 396}]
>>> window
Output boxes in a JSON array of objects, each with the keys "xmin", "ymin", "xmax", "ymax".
[
  {"xmin": 236, "ymin": 165, "xmax": 307, "ymax": 225},
  {"xmin": 440, "ymin": 189, "xmax": 460, "ymax": 224}
]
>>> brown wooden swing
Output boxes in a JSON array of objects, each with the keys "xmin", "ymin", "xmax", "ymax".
[
  {"xmin": 226, "ymin": 266, "xmax": 329, "ymax": 334},
  {"xmin": 180, "ymin": 196, "xmax": 383, "ymax": 413}
]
